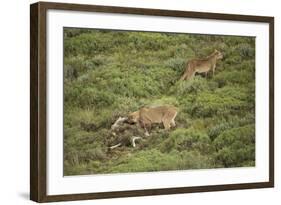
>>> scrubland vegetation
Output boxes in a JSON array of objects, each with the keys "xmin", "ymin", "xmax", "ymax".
[{"xmin": 63, "ymin": 28, "xmax": 255, "ymax": 175}]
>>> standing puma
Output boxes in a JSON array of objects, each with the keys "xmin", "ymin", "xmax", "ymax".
[
  {"xmin": 127, "ymin": 105, "xmax": 178, "ymax": 136},
  {"xmin": 180, "ymin": 49, "xmax": 223, "ymax": 80}
]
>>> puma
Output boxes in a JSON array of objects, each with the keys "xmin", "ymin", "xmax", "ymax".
[
  {"xmin": 127, "ymin": 105, "xmax": 178, "ymax": 136},
  {"xmin": 180, "ymin": 49, "xmax": 223, "ymax": 80}
]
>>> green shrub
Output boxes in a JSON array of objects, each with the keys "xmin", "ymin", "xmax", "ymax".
[
  {"xmin": 214, "ymin": 124, "xmax": 255, "ymax": 167},
  {"xmin": 104, "ymin": 149, "xmax": 214, "ymax": 173},
  {"xmin": 236, "ymin": 43, "xmax": 255, "ymax": 58},
  {"xmin": 170, "ymin": 76, "xmax": 209, "ymax": 96},
  {"xmin": 207, "ymin": 113, "xmax": 254, "ymax": 141},
  {"xmin": 164, "ymin": 57, "xmax": 186, "ymax": 73},
  {"xmin": 189, "ymin": 86, "xmax": 253, "ymax": 118},
  {"xmin": 160, "ymin": 128, "xmax": 213, "ymax": 154},
  {"xmin": 213, "ymin": 61, "xmax": 255, "ymax": 87},
  {"xmin": 64, "ymin": 28, "xmax": 91, "ymax": 38}
]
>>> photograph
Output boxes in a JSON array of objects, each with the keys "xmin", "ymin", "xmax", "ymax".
[
  {"xmin": 63, "ymin": 28, "xmax": 256, "ymax": 176},
  {"xmin": 30, "ymin": 2, "xmax": 274, "ymax": 202}
]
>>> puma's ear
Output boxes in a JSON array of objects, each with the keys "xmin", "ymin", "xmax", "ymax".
[{"xmin": 214, "ymin": 49, "xmax": 218, "ymax": 53}]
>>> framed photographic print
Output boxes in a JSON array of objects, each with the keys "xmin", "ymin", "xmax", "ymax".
[{"xmin": 30, "ymin": 1, "xmax": 274, "ymax": 202}]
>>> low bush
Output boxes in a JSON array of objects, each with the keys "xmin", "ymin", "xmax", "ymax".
[
  {"xmin": 160, "ymin": 128, "xmax": 214, "ymax": 155},
  {"xmin": 213, "ymin": 124, "xmax": 255, "ymax": 167}
]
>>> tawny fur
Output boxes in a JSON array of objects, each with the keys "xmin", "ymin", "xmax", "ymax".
[
  {"xmin": 180, "ymin": 49, "xmax": 223, "ymax": 81},
  {"xmin": 127, "ymin": 105, "xmax": 178, "ymax": 136}
]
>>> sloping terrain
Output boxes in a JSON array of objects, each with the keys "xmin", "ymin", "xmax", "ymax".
[{"xmin": 63, "ymin": 28, "xmax": 255, "ymax": 175}]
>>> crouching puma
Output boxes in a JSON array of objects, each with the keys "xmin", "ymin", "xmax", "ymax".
[{"xmin": 127, "ymin": 105, "xmax": 178, "ymax": 136}]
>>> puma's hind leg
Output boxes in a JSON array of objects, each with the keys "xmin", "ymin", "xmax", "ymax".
[
  {"xmin": 163, "ymin": 114, "xmax": 174, "ymax": 130},
  {"xmin": 180, "ymin": 71, "xmax": 188, "ymax": 81}
]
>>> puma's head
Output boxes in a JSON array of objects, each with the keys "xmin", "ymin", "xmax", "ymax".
[
  {"xmin": 214, "ymin": 49, "xmax": 223, "ymax": 60},
  {"xmin": 126, "ymin": 111, "xmax": 140, "ymax": 124}
]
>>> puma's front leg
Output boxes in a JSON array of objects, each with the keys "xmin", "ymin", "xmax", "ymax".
[
  {"xmin": 163, "ymin": 120, "xmax": 171, "ymax": 130},
  {"xmin": 140, "ymin": 120, "xmax": 150, "ymax": 137},
  {"xmin": 212, "ymin": 64, "xmax": 216, "ymax": 76},
  {"xmin": 144, "ymin": 123, "xmax": 152, "ymax": 136},
  {"xmin": 144, "ymin": 128, "xmax": 150, "ymax": 137}
]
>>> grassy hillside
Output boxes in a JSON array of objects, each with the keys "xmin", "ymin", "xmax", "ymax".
[{"xmin": 63, "ymin": 28, "xmax": 255, "ymax": 175}]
